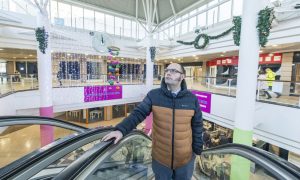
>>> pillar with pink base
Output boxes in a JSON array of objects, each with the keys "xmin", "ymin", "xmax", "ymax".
[
  {"xmin": 144, "ymin": 113, "xmax": 153, "ymax": 135},
  {"xmin": 31, "ymin": 0, "xmax": 54, "ymax": 146}
]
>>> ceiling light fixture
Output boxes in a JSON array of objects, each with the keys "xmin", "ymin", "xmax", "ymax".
[
  {"xmin": 272, "ymin": 44, "xmax": 278, "ymax": 47},
  {"xmin": 259, "ymin": 50, "xmax": 263, "ymax": 53},
  {"xmin": 0, "ymin": 49, "xmax": 4, "ymax": 51},
  {"xmin": 220, "ymin": 54, "xmax": 224, "ymax": 57}
]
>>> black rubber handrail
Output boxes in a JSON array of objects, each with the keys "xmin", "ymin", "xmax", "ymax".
[
  {"xmin": 0, "ymin": 116, "xmax": 88, "ymax": 133},
  {"xmin": 0, "ymin": 126, "xmax": 114, "ymax": 179},
  {"xmin": 53, "ymin": 130, "xmax": 151, "ymax": 180},
  {"xmin": 200, "ymin": 143, "xmax": 300, "ymax": 179}
]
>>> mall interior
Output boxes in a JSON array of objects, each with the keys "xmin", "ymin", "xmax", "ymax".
[{"xmin": 0, "ymin": 0, "xmax": 300, "ymax": 179}]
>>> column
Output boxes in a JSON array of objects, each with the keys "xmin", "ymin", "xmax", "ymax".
[
  {"xmin": 146, "ymin": 43, "xmax": 154, "ymax": 91},
  {"xmin": 231, "ymin": 0, "xmax": 262, "ymax": 179},
  {"xmin": 37, "ymin": 8, "xmax": 54, "ymax": 146},
  {"xmin": 280, "ymin": 53, "xmax": 293, "ymax": 96},
  {"xmin": 201, "ymin": 62, "xmax": 207, "ymax": 85}
]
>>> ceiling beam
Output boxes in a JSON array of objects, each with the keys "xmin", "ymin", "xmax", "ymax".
[
  {"xmin": 152, "ymin": 0, "xmax": 158, "ymax": 25},
  {"xmin": 141, "ymin": 0, "xmax": 148, "ymax": 22},
  {"xmin": 169, "ymin": 0, "xmax": 176, "ymax": 16}
]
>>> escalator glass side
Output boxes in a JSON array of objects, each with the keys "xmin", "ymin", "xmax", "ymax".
[
  {"xmin": 76, "ymin": 133, "xmax": 153, "ymax": 180},
  {"xmin": 0, "ymin": 124, "xmax": 77, "ymax": 168},
  {"xmin": 1, "ymin": 128, "xmax": 113, "ymax": 180},
  {"xmin": 199, "ymin": 153, "xmax": 277, "ymax": 180}
]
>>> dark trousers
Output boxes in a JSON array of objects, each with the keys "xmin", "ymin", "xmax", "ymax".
[{"xmin": 152, "ymin": 154, "xmax": 196, "ymax": 180}]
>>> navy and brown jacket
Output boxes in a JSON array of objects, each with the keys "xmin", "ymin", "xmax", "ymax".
[{"xmin": 115, "ymin": 78, "xmax": 203, "ymax": 169}]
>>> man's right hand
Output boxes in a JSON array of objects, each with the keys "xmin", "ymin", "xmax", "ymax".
[{"xmin": 101, "ymin": 130, "xmax": 123, "ymax": 144}]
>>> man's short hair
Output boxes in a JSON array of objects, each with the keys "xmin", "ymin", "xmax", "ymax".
[{"xmin": 179, "ymin": 64, "xmax": 186, "ymax": 76}]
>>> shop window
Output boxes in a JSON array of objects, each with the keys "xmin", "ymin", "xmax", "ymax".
[
  {"xmin": 89, "ymin": 107, "xmax": 104, "ymax": 122},
  {"xmin": 66, "ymin": 109, "xmax": 83, "ymax": 122},
  {"xmin": 112, "ymin": 105, "xmax": 125, "ymax": 119}
]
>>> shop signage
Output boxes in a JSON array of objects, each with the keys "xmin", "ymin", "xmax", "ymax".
[
  {"xmin": 84, "ymin": 85, "xmax": 122, "ymax": 102},
  {"xmin": 207, "ymin": 53, "xmax": 282, "ymax": 66},
  {"xmin": 191, "ymin": 90, "xmax": 212, "ymax": 114}
]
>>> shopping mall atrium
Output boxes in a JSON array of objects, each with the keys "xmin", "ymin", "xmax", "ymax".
[{"xmin": 0, "ymin": 0, "xmax": 300, "ymax": 179}]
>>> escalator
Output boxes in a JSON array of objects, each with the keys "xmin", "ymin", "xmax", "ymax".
[{"xmin": 1, "ymin": 116, "xmax": 300, "ymax": 180}]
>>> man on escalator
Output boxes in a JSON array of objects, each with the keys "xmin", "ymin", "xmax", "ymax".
[{"xmin": 102, "ymin": 63, "xmax": 203, "ymax": 180}]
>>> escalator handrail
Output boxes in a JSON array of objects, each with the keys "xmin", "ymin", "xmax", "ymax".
[
  {"xmin": 0, "ymin": 126, "xmax": 114, "ymax": 179},
  {"xmin": 53, "ymin": 130, "xmax": 151, "ymax": 180},
  {"xmin": 201, "ymin": 143, "xmax": 300, "ymax": 179},
  {"xmin": 0, "ymin": 116, "xmax": 88, "ymax": 133}
]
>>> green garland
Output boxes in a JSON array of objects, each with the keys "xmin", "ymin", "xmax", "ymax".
[
  {"xmin": 35, "ymin": 27, "xmax": 48, "ymax": 54},
  {"xmin": 232, "ymin": 16, "xmax": 241, "ymax": 46},
  {"xmin": 177, "ymin": 7, "xmax": 275, "ymax": 49},
  {"xmin": 257, "ymin": 7, "xmax": 275, "ymax": 47}
]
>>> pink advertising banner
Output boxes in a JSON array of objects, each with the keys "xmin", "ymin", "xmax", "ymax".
[
  {"xmin": 191, "ymin": 90, "xmax": 211, "ymax": 114},
  {"xmin": 84, "ymin": 85, "xmax": 122, "ymax": 102}
]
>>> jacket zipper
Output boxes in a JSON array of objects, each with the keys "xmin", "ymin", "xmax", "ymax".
[{"xmin": 171, "ymin": 97, "xmax": 175, "ymax": 169}]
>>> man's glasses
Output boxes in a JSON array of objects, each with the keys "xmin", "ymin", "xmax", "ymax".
[{"xmin": 164, "ymin": 68, "xmax": 183, "ymax": 74}]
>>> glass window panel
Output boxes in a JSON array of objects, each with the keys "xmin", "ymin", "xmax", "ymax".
[
  {"xmin": 208, "ymin": 0, "xmax": 218, "ymax": 7},
  {"xmin": 9, "ymin": 1, "xmax": 31, "ymax": 15},
  {"xmin": 233, "ymin": 0, "xmax": 243, "ymax": 16},
  {"xmin": 84, "ymin": 8, "xmax": 94, "ymax": 30},
  {"xmin": 219, "ymin": 1, "xmax": 232, "ymax": 22},
  {"xmin": 51, "ymin": 0, "xmax": 58, "ymax": 24},
  {"xmin": 198, "ymin": 4, "xmax": 207, "ymax": 12},
  {"xmin": 95, "ymin": 12, "xmax": 105, "ymax": 32},
  {"xmin": 182, "ymin": 14, "xmax": 188, "ymax": 20},
  {"xmin": 72, "ymin": 6, "xmax": 84, "ymax": 29},
  {"xmin": 181, "ymin": 20, "xmax": 188, "ymax": 34},
  {"xmin": 189, "ymin": 9, "xmax": 197, "ymax": 16},
  {"xmin": 198, "ymin": 12, "xmax": 207, "ymax": 27},
  {"xmin": 153, "ymin": 32, "xmax": 158, "ymax": 40},
  {"xmin": 132, "ymin": 21, "xmax": 137, "ymax": 38},
  {"xmin": 115, "ymin": 17, "xmax": 123, "ymax": 36},
  {"xmin": 175, "ymin": 23, "xmax": 180, "ymax": 37},
  {"xmin": 123, "ymin": 19, "xmax": 131, "ymax": 37},
  {"xmin": 170, "ymin": 20, "xmax": 175, "ymax": 26},
  {"xmin": 58, "ymin": 2, "xmax": 71, "ymax": 27},
  {"xmin": 159, "ymin": 32, "xmax": 163, "ymax": 40},
  {"xmin": 0, "ymin": 0, "xmax": 9, "ymax": 10},
  {"xmin": 189, "ymin": 16, "xmax": 197, "ymax": 32},
  {"xmin": 105, "ymin": 14, "xmax": 114, "ymax": 34},
  {"xmin": 163, "ymin": 29, "xmax": 168, "ymax": 40},
  {"xmin": 207, "ymin": 7, "xmax": 218, "ymax": 26},
  {"xmin": 138, "ymin": 23, "xmax": 146, "ymax": 39},
  {"xmin": 0, "ymin": 62, "xmax": 6, "ymax": 73},
  {"xmin": 169, "ymin": 26, "xmax": 174, "ymax": 38}
]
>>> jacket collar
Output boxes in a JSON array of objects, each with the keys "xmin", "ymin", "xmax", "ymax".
[{"xmin": 161, "ymin": 77, "xmax": 189, "ymax": 98}]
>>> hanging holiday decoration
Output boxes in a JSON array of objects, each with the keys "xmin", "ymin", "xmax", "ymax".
[
  {"xmin": 257, "ymin": 7, "xmax": 276, "ymax": 47},
  {"xmin": 232, "ymin": 16, "xmax": 241, "ymax": 46},
  {"xmin": 108, "ymin": 46, "xmax": 120, "ymax": 56},
  {"xmin": 107, "ymin": 46, "xmax": 121, "ymax": 85},
  {"xmin": 149, "ymin": 47, "xmax": 156, "ymax": 62},
  {"xmin": 177, "ymin": 7, "xmax": 275, "ymax": 49},
  {"xmin": 35, "ymin": 26, "xmax": 49, "ymax": 54}
]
